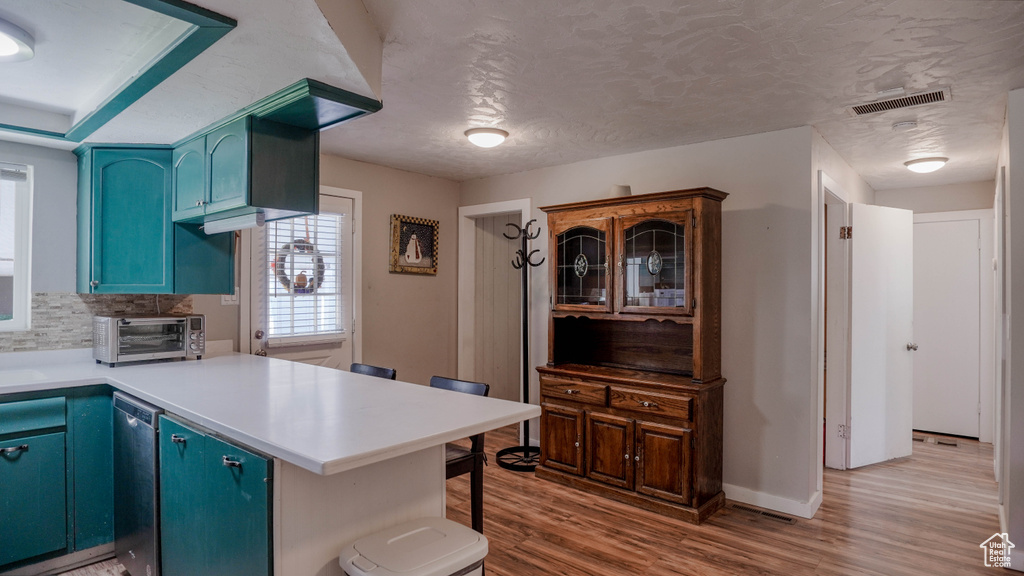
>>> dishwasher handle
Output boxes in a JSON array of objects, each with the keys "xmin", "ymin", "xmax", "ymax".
[{"xmin": 222, "ymin": 455, "xmax": 242, "ymax": 469}]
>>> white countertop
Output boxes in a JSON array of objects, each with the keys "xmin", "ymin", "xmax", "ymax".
[{"xmin": 0, "ymin": 351, "xmax": 540, "ymax": 475}]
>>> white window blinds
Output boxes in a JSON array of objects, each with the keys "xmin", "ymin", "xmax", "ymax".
[{"xmin": 264, "ymin": 212, "xmax": 346, "ymax": 340}]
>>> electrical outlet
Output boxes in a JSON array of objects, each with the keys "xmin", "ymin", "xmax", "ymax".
[{"xmin": 221, "ymin": 287, "xmax": 240, "ymax": 306}]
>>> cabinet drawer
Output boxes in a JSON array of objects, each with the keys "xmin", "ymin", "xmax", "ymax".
[
  {"xmin": 609, "ymin": 388, "xmax": 692, "ymax": 421},
  {"xmin": 540, "ymin": 377, "xmax": 607, "ymax": 406},
  {"xmin": 0, "ymin": 397, "xmax": 66, "ymax": 436}
]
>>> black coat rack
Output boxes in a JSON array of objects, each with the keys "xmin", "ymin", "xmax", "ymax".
[{"xmin": 495, "ymin": 219, "xmax": 544, "ymax": 472}]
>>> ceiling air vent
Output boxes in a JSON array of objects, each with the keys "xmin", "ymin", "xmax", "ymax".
[{"xmin": 850, "ymin": 88, "xmax": 951, "ymax": 116}]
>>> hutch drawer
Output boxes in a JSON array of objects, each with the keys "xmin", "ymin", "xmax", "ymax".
[
  {"xmin": 540, "ymin": 377, "xmax": 607, "ymax": 406},
  {"xmin": 609, "ymin": 387, "xmax": 692, "ymax": 421}
]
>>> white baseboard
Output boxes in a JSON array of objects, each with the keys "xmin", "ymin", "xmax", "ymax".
[{"xmin": 722, "ymin": 483, "xmax": 822, "ymax": 519}]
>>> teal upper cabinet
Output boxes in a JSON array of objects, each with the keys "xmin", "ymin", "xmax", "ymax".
[
  {"xmin": 78, "ymin": 146, "xmax": 235, "ymax": 295},
  {"xmin": 172, "ymin": 137, "xmax": 206, "ymax": 222},
  {"xmin": 172, "ymin": 115, "xmax": 318, "ymax": 226},
  {"xmin": 78, "ymin": 148, "xmax": 174, "ymax": 294}
]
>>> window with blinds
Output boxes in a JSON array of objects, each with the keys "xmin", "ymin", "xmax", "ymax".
[
  {"xmin": 0, "ymin": 162, "xmax": 31, "ymax": 332},
  {"xmin": 265, "ymin": 212, "xmax": 346, "ymax": 341}
]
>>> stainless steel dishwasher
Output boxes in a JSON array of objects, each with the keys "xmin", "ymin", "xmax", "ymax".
[{"xmin": 113, "ymin": 392, "xmax": 163, "ymax": 576}]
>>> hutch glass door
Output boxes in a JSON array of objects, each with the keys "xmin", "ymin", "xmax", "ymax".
[
  {"xmin": 617, "ymin": 211, "xmax": 693, "ymax": 315},
  {"xmin": 553, "ymin": 220, "xmax": 612, "ymax": 312}
]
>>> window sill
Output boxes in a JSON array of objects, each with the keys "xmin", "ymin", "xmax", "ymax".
[{"xmin": 266, "ymin": 333, "xmax": 347, "ymax": 348}]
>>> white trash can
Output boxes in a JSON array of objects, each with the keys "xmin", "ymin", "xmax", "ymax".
[{"xmin": 340, "ymin": 517, "xmax": 488, "ymax": 576}]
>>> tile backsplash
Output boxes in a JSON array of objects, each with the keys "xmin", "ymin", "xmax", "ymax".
[{"xmin": 0, "ymin": 293, "xmax": 193, "ymax": 353}]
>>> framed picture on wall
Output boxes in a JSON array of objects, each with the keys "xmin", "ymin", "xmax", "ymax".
[{"xmin": 389, "ymin": 214, "xmax": 438, "ymax": 275}]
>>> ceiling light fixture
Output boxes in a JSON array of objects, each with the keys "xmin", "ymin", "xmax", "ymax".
[
  {"xmin": 0, "ymin": 19, "xmax": 34, "ymax": 62},
  {"xmin": 904, "ymin": 157, "xmax": 948, "ymax": 173},
  {"xmin": 465, "ymin": 128, "xmax": 508, "ymax": 148}
]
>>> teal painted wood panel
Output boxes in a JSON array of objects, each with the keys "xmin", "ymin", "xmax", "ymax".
[
  {"xmin": 205, "ymin": 434, "xmax": 271, "ymax": 576},
  {"xmin": 70, "ymin": 390, "xmax": 114, "ymax": 550},
  {"xmin": 172, "ymin": 137, "xmax": 207, "ymax": 223},
  {"xmin": 249, "ymin": 117, "xmax": 318, "ymax": 214},
  {"xmin": 159, "ymin": 416, "xmax": 209, "ymax": 576},
  {"xmin": 0, "ymin": 397, "xmax": 66, "ymax": 436},
  {"xmin": 90, "ymin": 149, "xmax": 174, "ymax": 294},
  {"xmin": 76, "ymin": 150, "xmax": 93, "ymax": 293},
  {"xmin": 0, "ymin": 432, "xmax": 68, "ymax": 567},
  {"xmin": 206, "ymin": 117, "xmax": 250, "ymax": 214},
  {"xmin": 173, "ymin": 223, "xmax": 235, "ymax": 295}
]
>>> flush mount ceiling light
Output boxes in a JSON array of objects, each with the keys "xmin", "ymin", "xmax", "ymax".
[
  {"xmin": 465, "ymin": 128, "xmax": 508, "ymax": 148},
  {"xmin": 0, "ymin": 18, "xmax": 34, "ymax": 62},
  {"xmin": 904, "ymin": 157, "xmax": 948, "ymax": 173}
]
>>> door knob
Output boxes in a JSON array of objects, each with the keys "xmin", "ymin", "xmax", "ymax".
[
  {"xmin": 254, "ymin": 329, "xmax": 264, "ymax": 339},
  {"xmin": 906, "ymin": 343, "xmax": 919, "ymax": 351}
]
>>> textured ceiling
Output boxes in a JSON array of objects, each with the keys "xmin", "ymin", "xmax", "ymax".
[
  {"xmin": 318, "ymin": 0, "xmax": 1024, "ymax": 189},
  {"xmin": 0, "ymin": 0, "xmax": 189, "ymax": 128}
]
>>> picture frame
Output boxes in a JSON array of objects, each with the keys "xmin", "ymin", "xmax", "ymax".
[{"xmin": 389, "ymin": 214, "xmax": 438, "ymax": 275}]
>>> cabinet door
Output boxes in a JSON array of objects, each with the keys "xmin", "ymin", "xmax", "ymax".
[
  {"xmin": 636, "ymin": 421, "xmax": 692, "ymax": 505},
  {"xmin": 585, "ymin": 412, "xmax": 634, "ymax": 489},
  {"xmin": 172, "ymin": 137, "xmax": 207, "ymax": 223},
  {"xmin": 89, "ymin": 149, "xmax": 174, "ymax": 293},
  {"xmin": 551, "ymin": 217, "xmax": 613, "ymax": 313},
  {"xmin": 616, "ymin": 211, "xmax": 694, "ymax": 315},
  {"xmin": 0, "ymin": 432, "xmax": 68, "ymax": 566},
  {"xmin": 205, "ymin": 435, "xmax": 271, "ymax": 576},
  {"xmin": 71, "ymin": 390, "xmax": 114, "ymax": 550},
  {"xmin": 540, "ymin": 403, "xmax": 584, "ymax": 475},
  {"xmin": 159, "ymin": 417, "xmax": 208, "ymax": 576},
  {"xmin": 206, "ymin": 117, "xmax": 251, "ymax": 214}
]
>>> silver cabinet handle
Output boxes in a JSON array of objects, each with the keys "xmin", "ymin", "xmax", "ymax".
[
  {"xmin": 574, "ymin": 441, "xmax": 580, "ymax": 448},
  {"xmin": 171, "ymin": 434, "xmax": 186, "ymax": 445},
  {"xmin": 195, "ymin": 200, "xmax": 202, "ymax": 206},
  {"xmin": 90, "ymin": 280, "xmax": 99, "ymax": 287},
  {"xmin": 564, "ymin": 389, "xmax": 579, "ymax": 395},
  {"xmin": 222, "ymin": 455, "xmax": 242, "ymax": 469},
  {"xmin": 637, "ymin": 400, "xmax": 659, "ymax": 408},
  {"xmin": 906, "ymin": 343, "xmax": 919, "ymax": 351},
  {"xmin": 635, "ymin": 455, "xmax": 640, "ymax": 462},
  {"xmin": 1, "ymin": 444, "xmax": 28, "ymax": 455}
]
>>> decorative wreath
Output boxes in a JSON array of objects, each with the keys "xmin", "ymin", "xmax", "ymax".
[{"xmin": 273, "ymin": 238, "xmax": 325, "ymax": 294}]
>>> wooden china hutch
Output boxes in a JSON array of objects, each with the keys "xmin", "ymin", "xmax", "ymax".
[{"xmin": 536, "ymin": 188, "xmax": 726, "ymax": 524}]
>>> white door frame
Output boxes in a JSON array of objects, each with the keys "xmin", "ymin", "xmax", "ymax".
[
  {"xmin": 458, "ymin": 199, "xmax": 532, "ymax": 441},
  {"xmin": 239, "ymin": 185, "xmax": 364, "ymax": 364},
  {"xmin": 819, "ymin": 172, "xmax": 851, "ymax": 473},
  {"xmin": 913, "ymin": 208, "xmax": 994, "ymax": 443}
]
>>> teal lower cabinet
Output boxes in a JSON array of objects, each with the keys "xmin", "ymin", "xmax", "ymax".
[
  {"xmin": 0, "ymin": 388, "xmax": 115, "ymax": 573},
  {"xmin": 0, "ymin": 432, "xmax": 68, "ymax": 566},
  {"xmin": 160, "ymin": 415, "xmax": 272, "ymax": 576}
]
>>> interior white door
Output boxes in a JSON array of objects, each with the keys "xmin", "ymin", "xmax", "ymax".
[
  {"xmin": 913, "ymin": 219, "xmax": 980, "ymax": 437},
  {"xmin": 248, "ymin": 195, "xmax": 355, "ymax": 369},
  {"xmin": 848, "ymin": 203, "xmax": 914, "ymax": 468}
]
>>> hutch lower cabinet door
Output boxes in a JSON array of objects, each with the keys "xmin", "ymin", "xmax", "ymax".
[
  {"xmin": 539, "ymin": 404, "xmax": 584, "ymax": 475},
  {"xmin": 585, "ymin": 412, "xmax": 634, "ymax": 490}
]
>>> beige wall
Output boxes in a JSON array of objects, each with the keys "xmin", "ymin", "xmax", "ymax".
[
  {"xmin": 460, "ymin": 126, "xmax": 873, "ymax": 515},
  {"xmin": 320, "ymin": 154, "xmax": 461, "ymax": 386},
  {"xmin": 875, "ymin": 181, "xmax": 995, "ymax": 213}
]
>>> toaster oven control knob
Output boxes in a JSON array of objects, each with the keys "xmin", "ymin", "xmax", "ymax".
[
  {"xmin": 190, "ymin": 333, "xmax": 197, "ymax": 340},
  {"xmin": 190, "ymin": 343, "xmax": 199, "ymax": 351}
]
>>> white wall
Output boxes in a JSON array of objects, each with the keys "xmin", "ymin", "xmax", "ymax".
[
  {"xmin": 876, "ymin": 181, "xmax": 995, "ymax": 214},
  {"xmin": 320, "ymin": 154, "xmax": 461, "ymax": 387},
  {"xmin": 460, "ymin": 126, "xmax": 872, "ymax": 517},
  {"xmin": 0, "ymin": 141, "xmax": 78, "ymax": 292},
  {"xmin": 1001, "ymin": 87, "xmax": 1024, "ymax": 571}
]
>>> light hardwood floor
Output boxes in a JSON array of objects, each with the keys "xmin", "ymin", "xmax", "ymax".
[{"xmin": 61, "ymin": 428, "xmax": 999, "ymax": 576}]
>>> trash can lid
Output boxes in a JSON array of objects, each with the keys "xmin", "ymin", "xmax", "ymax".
[{"xmin": 340, "ymin": 517, "xmax": 488, "ymax": 576}]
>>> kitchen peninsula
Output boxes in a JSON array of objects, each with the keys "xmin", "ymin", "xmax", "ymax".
[{"xmin": 0, "ymin": 351, "xmax": 539, "ymax": 576}]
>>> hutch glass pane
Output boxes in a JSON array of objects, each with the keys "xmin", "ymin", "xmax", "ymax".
[
  {"xmin": 557, "ymin": 226, "xmax": 606, "ymax": 306},
  {"xmin": 623, "ymin": 219, "xmax": 685, "ymax": 307}
]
